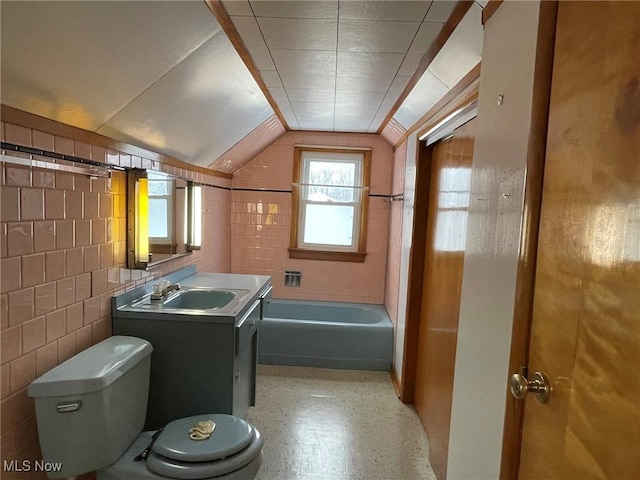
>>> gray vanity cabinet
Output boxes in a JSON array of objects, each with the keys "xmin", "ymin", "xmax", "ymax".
[
  {"xmin": 233, "ymin": 299, "xmax": 261, "ymax": 418},
  {"xmin": 112, "ymin": 299, "xmax": 261, "ymax": 430}
]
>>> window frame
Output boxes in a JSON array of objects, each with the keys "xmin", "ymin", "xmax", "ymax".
[
  {"xmin": 147, "ymin": 173, "xmax": 174, "ymax": 247},
  {"xmin": 289, "ymin": 147, "xmax": 371, "ymax": 263}
]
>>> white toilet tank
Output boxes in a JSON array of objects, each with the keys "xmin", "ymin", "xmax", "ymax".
[{"xmin": 28, "ymin": 336, "xmax": 153, "ymax": 479}]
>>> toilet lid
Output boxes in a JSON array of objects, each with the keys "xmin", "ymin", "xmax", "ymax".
[
  {"xmin": 152, "ymin": 414, "xmax": 253, "ymax": 462},
  {"xmin": 146, "ymin": 420, "xmax": 263, "ymax": 480}
]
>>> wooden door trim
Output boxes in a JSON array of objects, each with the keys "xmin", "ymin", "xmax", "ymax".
[
  {"xmin": 482, "ymin": 0, "xmax": 504, "ymax": 25},
  {"xmin": 498, "ymin": 2, "xmax": 558, "ymax": 479},
  {"xmin": 398, "ymin": 82, "xmax": 480, "ymax": 403},
  {"xmin": 398, "ymin": 139, "xmax": 432, "ymax": 402}
]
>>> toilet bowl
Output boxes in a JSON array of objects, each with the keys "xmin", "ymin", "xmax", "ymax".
[{"xmin": 27, "ymin": 336, "xmax": 262, "ymax": 480}]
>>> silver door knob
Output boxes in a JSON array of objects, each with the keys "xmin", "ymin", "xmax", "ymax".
[{"xmin": 509, "ymin": 371, "xmax": 550, "ymax": 403}]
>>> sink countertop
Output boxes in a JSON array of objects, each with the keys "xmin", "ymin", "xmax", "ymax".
[{"xmin": 112, "ymin": 267, "xmax": 272, "ymax": 324}]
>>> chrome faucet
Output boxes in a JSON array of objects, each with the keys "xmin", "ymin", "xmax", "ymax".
[{"xmin": 150, "ymin": 281, "xmax": 181, "ymax": 300}]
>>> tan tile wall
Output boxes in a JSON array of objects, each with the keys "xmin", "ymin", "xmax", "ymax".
[
  {"xmin": 0, "ymin": 120, "xmax": 231, "ymax": 477},
  {"xmin": 231, "ymin": 131, "xmax": 394, "ymax": 304}
]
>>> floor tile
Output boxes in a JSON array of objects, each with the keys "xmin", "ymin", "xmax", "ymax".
[{"xmin": 248, "ymin": 365, "xmax": 436, "ymax": 480}]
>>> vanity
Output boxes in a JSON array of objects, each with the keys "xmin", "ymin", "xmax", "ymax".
[{"xmin": 112, "ymin": 266, "xmax": 272, "ymax": 430}]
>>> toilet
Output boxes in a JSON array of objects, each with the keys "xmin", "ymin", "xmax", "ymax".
[{"xmin": 27, "ymin": 336, "xmax": 263, "ymax": 480}]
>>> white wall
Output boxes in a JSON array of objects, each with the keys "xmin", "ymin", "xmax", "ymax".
[
  {"xmin": 447, "ymin": 2, "xmax": 545, "ymax": 478},
  {"xmin": 392, "ymin": 133, "xmax": 418, "ymax": 379}
]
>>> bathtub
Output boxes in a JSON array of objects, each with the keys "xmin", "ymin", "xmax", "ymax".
[{"xmin": 258, "ymin": 299, "xmax": 393, "ymax": 371}]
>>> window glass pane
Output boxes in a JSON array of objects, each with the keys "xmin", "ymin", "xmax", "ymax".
[
  {"xmin": 307, "ymin": 160, "xmax": 356, "ymax": 202},
  {"xmin": 148, "ymin": 199, "xmax": 169, "ymax": 238},
  {"xmin": 308, "ymin": 160, "xmax": 355, "ymax": 186},
  {"xmin": 303, "ymin": 204, "xmax": 354, "ymax": 246},
  {"xmin": 148, "ymin": 180, "xmax": 170, "ymax": 196}
]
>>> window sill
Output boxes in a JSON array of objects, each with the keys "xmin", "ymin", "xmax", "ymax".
[{"xmin": 288, "ymin": 248, "xmax": 366, "ymax": 263}]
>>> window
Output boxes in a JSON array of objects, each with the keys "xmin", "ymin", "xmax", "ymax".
[
  {"xmin": 147, "ymin": 171, "xmax": 173, "ymax": 245},
  {"xmin": 289, "ymin": 147, "xmax": 371, "ymax": 262}
]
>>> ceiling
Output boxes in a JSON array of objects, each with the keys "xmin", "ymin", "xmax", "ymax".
[
  {"xmin": 1, "ymin": 1, "xmax": 485, "ymax": 172},
  {"xmin": 221, "ymin": 0, "xmax": 460, "ymax": 132}
]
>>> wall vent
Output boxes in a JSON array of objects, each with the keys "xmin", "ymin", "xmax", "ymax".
[{"xmin": 284, "ymin": 271, "xmax": 301, "ymax": 287}]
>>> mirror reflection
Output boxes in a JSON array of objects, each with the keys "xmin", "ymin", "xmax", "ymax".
[
  {"xmin": 127, "ymin": 169, "xmax": 201, "ymax": 269},
  {"xmin": 147, "ymin": 172, "xmax": 188, "ymax": 264}
]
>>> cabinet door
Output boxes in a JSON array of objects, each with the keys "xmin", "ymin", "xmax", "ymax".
[{"xmin": 233, "ymin": 300, "xmax": 260, "ymax": 418}]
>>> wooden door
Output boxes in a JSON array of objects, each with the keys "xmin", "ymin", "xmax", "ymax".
[
  {"xmin": 414, "ymin": 118, "xmax": 476, "ymax": 480},
  {"xmin": 517, "ymin": 2, "xmax": 640, "ymax": 478}
]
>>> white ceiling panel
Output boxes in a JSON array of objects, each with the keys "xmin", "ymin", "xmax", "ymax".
[
  {"xmin": 221, "ymin": 0, "xmax": 253, "ymax": 16},
  {"xmin": 339, "ymin": 1, "xmax": 432, "ymax": 21},
  {"xmin": 1, "ymin": 1, "xmax": 220, "ymax": 132},
  {"xmin": 227, "ymin": 16, "xmax": 276, "ymax": 69},
  {"xmin": 97, "ymin": 33, "xmax": 273, "ymax": 167},
  {"xmin": 268, "ymin": 87, "xmax": 289, "ymax": 103},
  {"xmin": 224, "ymin": 0, "xmax": 483, "ymax": 137},
  {"xmin": 298, "ymin": 119, "xmax": 334, "ymax": 130},
  {"xmin": 250, "ymin": 1, "xmax": 338, "ymax": 19},
  {"xmin": 276, "ymin": 100, "xmax": 301, "ymax": 129},
  {"xmin": 260, "ymin": 70, "xmax": 284, "ymax": 89},
  {"xmin": 336, "ymin": 90, "xmax": 386, "ymax": 105},
  {"xmin": 334, "ymin": 106, "xmax": 379, "ymax": 130},
  {"xmin": 231, "ymin": 16, "xmax": 264, "ymax": 47},
  {"xmin": 425, "ymin": 0, "xmax": 459, "ymax": 22},
  {"xmin": 257, "ymin": 18, "xmax": 337, "ymax": 51},
  {"xmin": 335, "ymin": 102, "xmax": 379, "ymax": 118},
  {"xmin": 336, "ymin": 74, "xmax": 395, "ymax": 93},
  {"xmin": 335, "ymin": 120, "xmax": 375, "ymax": 132},
  {"xmin": 271, "ymin": 49, "xmax": 337, "ymax": 74},
  {"xmin": 393, "ymin": 69, "xmax": 449, "ymax": 128},
  {"xmin": 291, "ymin": 102, "xmax": 335, "ymax": 117},
  {"xmin": 270, "ymin": 49, "xmax": 337, "ymax": 90},
  {"xmin": 280, "ymin": 74, "xmax": 337, "ymax": 92},
  {"xmin": 398, "ymin": 53, "xmax": 424, "ymax": 76},
  {"xmin": 369, "ymin": 108, "xmax": 392, "ymax": 132},
  {"xmin": 337, "ymin": 52, "xmax": 404, "ymax": 79},
  {"xmin": 287, "ymin": 89, "xmax": 336, "ymax": 103},
  {"xmin": 428, "ymin": 3, "xmax": 483, "ymax": 88},
  {"xmin": 391, "ymin": 3, "xmax": 483, "ymax": 131},
  {"xmin": 410, "ymin": 21, "xmax": 445, "ymax": 53},
  {"xmin": 247, "ymin": 44, "xmax": 277, "ymax": 71},
  {"xmin": 294, "ymin": 103, "xmax": 335, "ymax": 129},
  {"xmin": 383, "ymin": 76, "xmax": 412, "ymax": 104},
  {"xmin": 338, "ymin": 20, "xmax": 422, "ymax": 53}
]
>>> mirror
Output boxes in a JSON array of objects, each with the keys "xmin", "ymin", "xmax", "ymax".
[{"xmin": 127, "ymin": 169, "xmax": 201, "ymax": 269}]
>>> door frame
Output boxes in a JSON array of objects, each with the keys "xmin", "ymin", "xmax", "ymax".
[
  {"xmin": 398, "ymin": 70, "xmax": 480, "ymax": 403},
  {"xmin": 498, "ymin": 2, "xmax": 558, "ymax": 479}
]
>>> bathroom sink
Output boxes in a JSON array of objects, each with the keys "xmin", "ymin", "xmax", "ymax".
[
  {"xmin": 164, "ymin": 289, "xmax": 237, "ymax": 310},
  {"xmin": 126, "ymin": 287, "xmax": 251, "ymax": 314}
]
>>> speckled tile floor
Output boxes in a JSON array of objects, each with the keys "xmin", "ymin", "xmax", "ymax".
[{"xmin": 247, "ymin": 365, "xmax": 437, "ymax": 480}]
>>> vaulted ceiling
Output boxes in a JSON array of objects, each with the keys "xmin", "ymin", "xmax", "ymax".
[{"xmin": 1, "ymin": 1, "xmax": 484, "ymax": 173}]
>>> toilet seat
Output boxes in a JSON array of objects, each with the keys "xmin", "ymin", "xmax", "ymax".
[
  {"xmin": 147, "ymin": 414, "xmax": 263, "ymax": 479},
  {"xmin": 97, "ymin": 415, "xmax": 263, "ymax": 480}
]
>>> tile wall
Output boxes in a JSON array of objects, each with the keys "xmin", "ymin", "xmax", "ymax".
[
  {"xmin": 0, "ymin": 120, "xmax": 231, "ymax": 478},
  {"xmin": 232, "ymin": 131, "xmax": 394, "ymax": 304},
  {"xmin": 384, "ymin": 140, "xmax": 408, "ymax": 326},
  {"xmin": 0, "ymin": 118, "xmax": 407, "ymax": 475}
]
